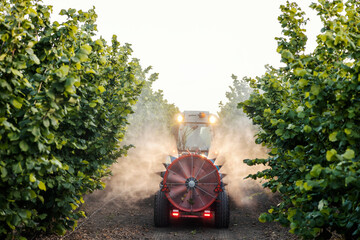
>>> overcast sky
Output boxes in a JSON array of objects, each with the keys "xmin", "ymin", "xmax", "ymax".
[{"xmin": 42, "ymin": 0, "xmax": 322, "ymax": 114}]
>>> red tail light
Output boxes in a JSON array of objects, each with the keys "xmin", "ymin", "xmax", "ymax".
[
  {"xmin": 204, "ymin": 210, "xmax": 212, "ymax": 218},
  {"xmin": 172, "ymin": 209, "xmax": 179, "ymax": 217}
]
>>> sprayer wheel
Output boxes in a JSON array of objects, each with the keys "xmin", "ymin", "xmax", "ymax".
[
  {"xmin": 215, "ymin": 190, "xmax": 230, "ymax": 228},
  {"xmin": 154, "ymin": 190, "xmax": 170, "ymax": 227}
]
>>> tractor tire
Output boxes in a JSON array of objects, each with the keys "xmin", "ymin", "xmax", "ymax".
[
  {"xmin": 154, "ymin": 190, "xmax": 170, "ymax": 227},
  {"xmin": 215, "ymin": 190, "xmax": 230, "ymax": 228}
]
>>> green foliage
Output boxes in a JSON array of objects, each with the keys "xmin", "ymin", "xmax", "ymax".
[
  {"xmin": 240, "ymin": 0, "xmax": 360, "ymax": 239},
  {"xmin": 0, "ymin": 0, "xmax": 143, "ymax": 238}
]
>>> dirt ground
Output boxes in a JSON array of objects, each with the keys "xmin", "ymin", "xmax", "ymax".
[{"xmin": 39, "ymin": 184, "xmax": 296, "ymax": 240}]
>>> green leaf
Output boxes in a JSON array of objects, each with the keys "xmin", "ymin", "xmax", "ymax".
[
  {"xmin": 318, "ymin": 199, "xmax": 327, "ymax": 210},
  {"xmin": 29, "ymin": 190, "xmax": 37, "ymax": 199},
  {"xmin": 29, "ymin": 53, "xmax": 40, "ymax": 64},
  {"xmin": 75, "ymin": 53, "xmax": 88, "ymax": 62},
  {"xmin": 38, "ymin": 181, "xmax": 47, "ymax": 191},
  {"xmin": 31, "ymin": 126, "xmax": 41, "ymax": 139},
  {"xmin": 99, "ymin": 56, "xmax": 106, "ymax": 65},
  {"xmin": 86, "ymin": 69, "xmax": 96, "ymax": 74},
  {"xmin": 50, "ymin": 158, "xmax": 63, "ymax": 168},
  {"xmin": 74, "ymin": 79, "xmax": 81, "ymax": 87},
  {"xmin": 344, "ymin": 128, "xmax": 351, "ymax": 135},
  {"xmin": 65, "ymin": 85, "xmax": 75, "ymax": 94},
  {"xmin": 19, "ymin": 140, "xmax": 29, "ymax": 152},
  {"xmin": 89, "ymin": 102, "xmax": 97, "ymax": 108},
  {"xmin": 95, "ymin": 39, "xmax": 104, "ymax": 47},
  {"xmin": 294, "ymin": 68, "xmax": 307, "ymax": 77},
  {"xmin": 310, "ymin": 85, "xmax": 320, "ymax": 96},
  {"xmin": 12, "ymin": 162, "xmax": 22, "ymax": 174},
  {"xmin": 303, "ymin": 125, "xmax": 312, "ymax": 133},
  {"xmin": 1, "ymin": 167, "xmax": 7, "ymax": 178},
  {"xmin": 296, "ymin": 106, "xmax": 304, "ymax": 113},
  {"xmin": 8, "ymin": 132, "xmax": 20, "ymax": 141},
  {"xmin": 65, "ymin": 77, "xmax": 76, "ymax": 87},
  {"xmin": 11, "ymin": 68, "xmax": 23, "ymax": 77},
  {"xmin": 310, "ymin": 164, "xmax": 322, "ymax": 178},
  {"xmin": 342, "ymin": 149, "xmax": 355, "ymax": 160},
  {"xmin": 43, "ymin": 119, "xmax": 50, "ymax": 128},
  {"xmin": 303, "ymin": 181, "xmax": 313, "ymax": 191},
  {"xmin": 98, "ymin": 86, "xmax": 106, "ymax": 93},
  {"xmin": 29, "ymin": 173, "xmax": 36, "ymax": 182},
  {"xmin": 270, "ymin": 148, "xmax": 278, "ymax": 154},
  {"xmin": 297, "ymin": 112, "xmax": 305, "ymax": 118},
  {"xmin": 56, "ymin": 65, "xmax": 70, "ymax": 78},
  {"xmin": 38, "ymin": 213, "xmax": 47, "ymax": 220},
  {"xmin": 297, "ymin": 78, "xmax": 308, "ymax": 88},
  {"xmin": 326, "ymin": 149, "xmax": 337, "ymax": 161},
  {"xmin": 38, "ymin": 195, "xmax": 44, "ymax": 204},
  {"xmin": 263, "ymin": 108, "xmax": 271, "ymax": 116},
  {"xmin": 329, "ymin": 132, "xmax": 338, "ymax": 142},
  {"xmin": 14, "ymin": 61, "xmax": 26, "ymax": 69},
  {"xmin": 259, "ymin": 213, "xmax": 267, "ymax": 223},
  {"xmin": 80, "ymin": 44, "xmax": 92, "ymax": 55},
  {"xmin": 37, "ymin": 142, "xmax": 47, "ymax": 152},
  {"xmin": 70, "ymin": 203, "xmax": 77, "ymax": 210},
  {"xmin": 275, "ymin": 129, "xmax": 283, "ymax": 136},
  {"xmin": 18, "ymin": 209, "xmax": 31, "ymax": 219},
  {"xmin": 55, "ymin": 223, "xmax": 67, "ymax": 235},
  {"xmin": 281, "ymin": 50, "xmax": 294, "ymax": 61},
  {"xmin": 12, "ymin": 99, "xmax": 23, "ymax": 109},
  {"xmin": 287, "ymin": 208, "xmax": 297, "ymax": 220}
]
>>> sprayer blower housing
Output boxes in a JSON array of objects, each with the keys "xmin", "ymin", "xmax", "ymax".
[{"xmin": 154, "ymin": 111, "xmax": 229, "ymax": 228}]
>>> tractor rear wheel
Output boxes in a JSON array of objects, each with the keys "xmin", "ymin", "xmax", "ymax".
[
  {"xmin": 154, "ymin": 190, "xmax": 169, "ymax": 227},
  {"xmin": 215, "ymin": 190, "xmax": 230, "ymax": 228}
]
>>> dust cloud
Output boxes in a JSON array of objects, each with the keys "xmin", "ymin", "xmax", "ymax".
[
  {"xmin": 100, "ymin": 107, "xmax": 269, "ymax": 207},
  {"xmin": 210, "ymin": 116, "xmax": 270, "ymax": 207},
  {"xmin": 102, "ymin": 118, "xmax": 177, "ymax": 204},
  {"xmin": 101, "ymin": 114, "xmax": 269, "ymax": 207}
]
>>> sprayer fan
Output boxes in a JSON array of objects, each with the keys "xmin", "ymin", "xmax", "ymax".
[{"xmin": 163, "ymin": 154, "xmax": 220, "ymax": 212}]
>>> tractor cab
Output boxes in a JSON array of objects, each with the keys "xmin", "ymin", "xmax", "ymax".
[{"xmin": 175, "ymin": 111, "xmax": 217, "ymax": 156}]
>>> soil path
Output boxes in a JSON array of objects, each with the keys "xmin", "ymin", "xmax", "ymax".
[{"xmin": 40, "ymin": 185, "xmax": 296, "ymax": 240}]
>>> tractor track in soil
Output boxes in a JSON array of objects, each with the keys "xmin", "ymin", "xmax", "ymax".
[{"xmin": 38, "ymin": 185, "xmax": 297, "ymax": 240}]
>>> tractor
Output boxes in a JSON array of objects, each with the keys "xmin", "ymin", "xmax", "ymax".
[{"xmin": 154, "ymin": 111, "xmax": 229, "ymax": 228}]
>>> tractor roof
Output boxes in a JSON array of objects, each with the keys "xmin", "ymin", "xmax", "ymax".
[{"xmin": 183, "ymin": 111, "xmax": 210, "ymax": 123}]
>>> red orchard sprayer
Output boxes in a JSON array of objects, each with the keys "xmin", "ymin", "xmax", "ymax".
[
  {"xmin": 154, "ymin": 111, "xmax": 229, "ymax": 228},
  {"xmin": 163, "ymin": 154, "xmax": 221, "ymax": 212}
]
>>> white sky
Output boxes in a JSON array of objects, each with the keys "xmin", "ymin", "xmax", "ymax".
[{"xmin": 42, "ymin": 0, "xmax": 322, "ymax": 114}]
